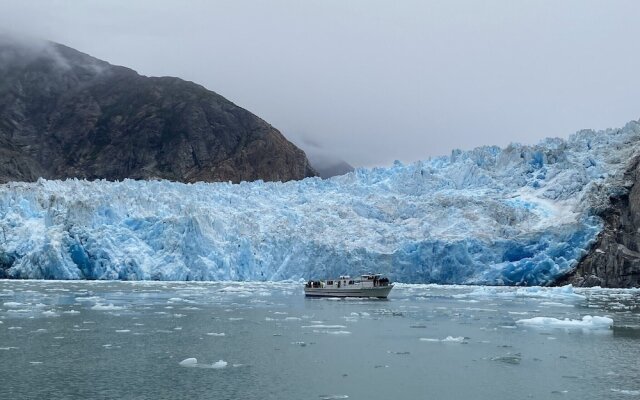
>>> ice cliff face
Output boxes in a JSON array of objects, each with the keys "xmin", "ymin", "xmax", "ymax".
[
  {"xmin": 558, "ymin": 152, "xmax": 640, "ymax": 287},
  {"xmin": 1, "ymin": 121, "xmax": 639, "ymax": 284}
]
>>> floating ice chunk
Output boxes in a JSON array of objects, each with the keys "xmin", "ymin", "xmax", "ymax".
[
  {"xmin": 302, "ymin": 325, "xmax": 347, "ymax": 329},
  {"xmin": 219, "ymin": 286, "xmax": 252, "ymax": 294},
  {"xmin": 91, "ymin": 304, "xmax": 125, "ymax": 311},
  {"xmin": 463, "ymin": 285, "xmax": 586, "ymax": 300},
  {"xmin": 42, "ymin": 310, "xmax": 59, "ymax": 317},
  {"xmin": 610, "ymin": 389, "xmax": 640, "ymax": 395},
  {"xmin": 179, "ymin": 358, "xmax": 198, "ymax": 367},
  {"xmin": 7, "ymin": 309, "xmax": 31, "ymax": 313},
  {"xmin": 539, "ymin": 302, "xmax": 574, "ymax": 307},
  {"xmin": 313, "ymin": 330, "xmax": 351, "ymax": 335},
  {"xmin": 442, "ymin": 336, "xmax": 465, "ymax": 342},
  {"xmin": 515, "ymin": 315, "xmax": 613, "ymax": 330},
  {"xmin": 179, "ymin": 357, "xmax": 228, "ymax": 369},
  {"xmin": 211, "ymin": 360, "xmax": 227, "ymax": 369},
  {"xmin": 420, "ymin": 336, "xmax": 466, "ymax": 343}
]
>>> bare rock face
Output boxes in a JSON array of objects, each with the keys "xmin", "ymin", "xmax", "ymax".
[
  {"xmin": 0, "ymin": 37, "xmax": 316, "ymax": 183},
  {"xmin": 558, "ymin": 156, "xmax": 640, "ymax": 287}
]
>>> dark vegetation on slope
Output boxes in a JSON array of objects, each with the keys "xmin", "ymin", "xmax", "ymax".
[{"xmin": 0, "ymin": 38, "xmax": 316, "ymax": 184}]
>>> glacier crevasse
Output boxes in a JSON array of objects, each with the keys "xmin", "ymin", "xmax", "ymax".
[{"xmin": 1, "ymin": 121, "xmax": 639, "ymax": 284}]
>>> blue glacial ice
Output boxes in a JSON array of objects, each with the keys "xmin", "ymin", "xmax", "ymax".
[{"xmin": 1, "ymin": 121, "xmax": 639, "ymax": 284}]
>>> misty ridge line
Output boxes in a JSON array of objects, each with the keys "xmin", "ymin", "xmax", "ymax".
[
  {"xmin": 1, "ymin": 31, "xmax": 637, "ymax": 176},
  {"xmin": 2, "ymin": 1, "xmax": 640, "ymax": 169},
  {"xmin": 0, "ymin": 32, "xmax": 355, "ymax": 175},
  {"xmin": 0, "ymin": 34, "xmax": 351, "ymax": 179},
  {"xmin": 0, "ymin": 33, "xmax": 318, "ymax": 184}
]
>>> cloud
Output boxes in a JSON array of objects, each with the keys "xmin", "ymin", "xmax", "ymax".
[{"xmin": 1, "ymin": 1, "xmax": 640, "ymax": 167}]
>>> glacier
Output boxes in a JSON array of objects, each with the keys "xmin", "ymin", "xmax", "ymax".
[{"xmin": 1, "ymin": 121, "xmax": 639, "ymax": 284}]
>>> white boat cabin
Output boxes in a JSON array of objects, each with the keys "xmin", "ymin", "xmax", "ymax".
[{"xmin": 305, "ymin": 274, "xmax": 391, "ymax": 289}]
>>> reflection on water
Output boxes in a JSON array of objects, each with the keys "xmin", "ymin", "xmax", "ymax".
[{"xmin": 0, "ymin": 281, "xmax": 638, "ymax": 400}]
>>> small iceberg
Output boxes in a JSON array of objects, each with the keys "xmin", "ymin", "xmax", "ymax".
[
  {"xmin": 211, "ymin": 360, "xmax": 228, "ymax": 369},
  {"xmin": 179, "ymin": 358, "xmax": 228, "ymax": 369},
  {"xmin": 515, "ymin": 315, "xmax": 613, "ymax": 330},
  {"xmin": 420, "ymin": 336, "xmax": 466, "ymax": 343},
  {"xmin": 91, "ymin": 303, "xmax": 125, "ymax": 311},
  {"xmin": 179, "ymin": 358, "xmax": 198, "ymax": 367}
]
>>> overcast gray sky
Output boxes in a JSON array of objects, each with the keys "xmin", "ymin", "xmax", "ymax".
[{"xmin": 1, "ymin": 0, "xmax": 639, "ymax": 167}]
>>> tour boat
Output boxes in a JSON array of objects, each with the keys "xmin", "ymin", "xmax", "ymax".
[{"xmin": 304, "ymin": 274, "xmax": 393, "ymax": 298}]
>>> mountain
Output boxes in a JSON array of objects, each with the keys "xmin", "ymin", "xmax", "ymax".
[
  {"xmin": 2, "ymin": 120, "xmax": 639, "ymax": 285},
  {"xmin": 557, "ymin": 153, "xmax": 640, "ymax": 287},
  {"xmin": 314, "ymin": 159, "xmax": 354, "ymax": 179},
  {"xmin": 309, "ymin": 157, "xmax": 354, "ymax": 179},
  {"xmin": 303, "ymin": 143, "xmax": 355, "ymax": 179},
  {"xmin": 0, "ymin": 37, "xmax": 316, "ymax": 183}
]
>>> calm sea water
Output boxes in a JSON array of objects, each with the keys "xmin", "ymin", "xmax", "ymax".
[{"xmin": 0, "ymin": 280, "xmax": 638, "ymax": 400}]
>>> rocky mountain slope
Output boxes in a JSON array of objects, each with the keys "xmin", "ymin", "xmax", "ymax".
[
  {"xmin": 558, "ymin": 154, "xmax": 640, "ymax": 287},
  {"xmin": 311, "ymin": 158, "xmax": 354, "ymax": 179},
  {"xmin": 0, "ymin": 37, "xmax": 315, "ymax": 183}
]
